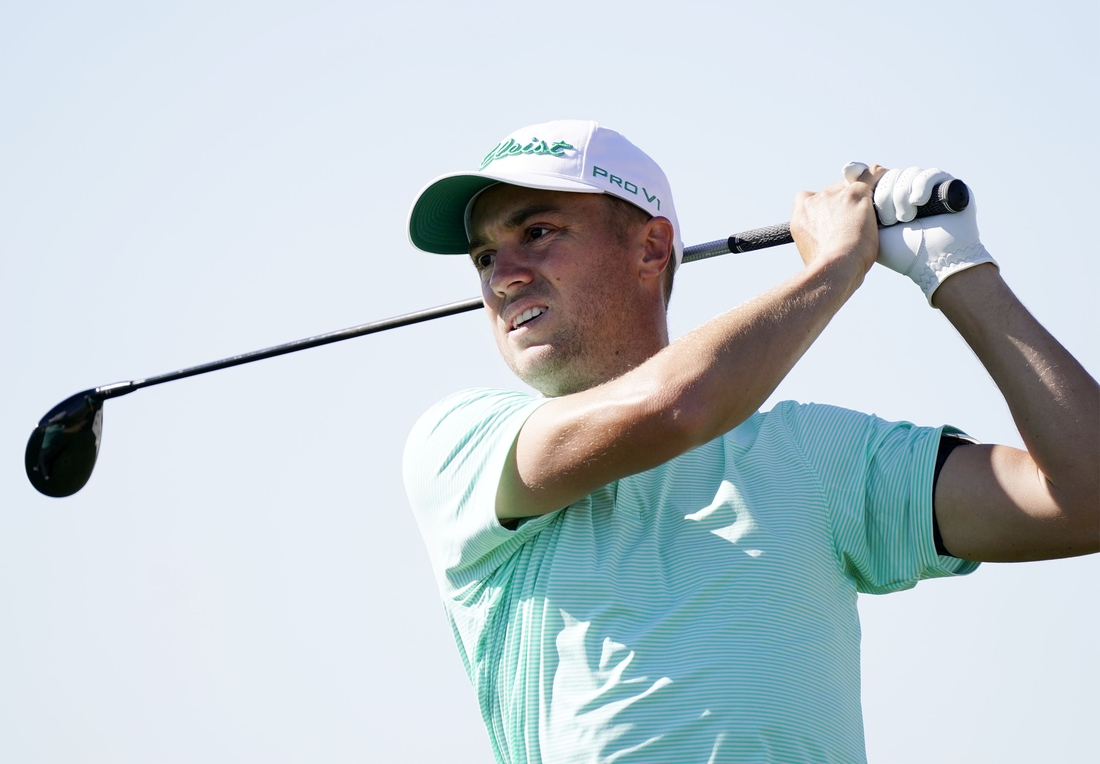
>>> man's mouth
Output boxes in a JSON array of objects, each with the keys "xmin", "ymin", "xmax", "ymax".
[{"xmin": 511, "ymin": 307, "xmax": 546, "ymax": 331}]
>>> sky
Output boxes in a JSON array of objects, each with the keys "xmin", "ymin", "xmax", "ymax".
[{"xmin": 1, "ymin": 1, "xmax": 1096, "ymax": 762}]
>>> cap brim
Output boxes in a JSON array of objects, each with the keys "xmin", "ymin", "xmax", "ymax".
[{"xmin": 408, "ymin": 171, "xmax": 601, "ymax": 255}]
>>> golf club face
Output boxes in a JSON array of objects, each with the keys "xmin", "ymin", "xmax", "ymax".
[{"xmin": 25, "ymin": 389, "xmax": 105, "ymax": 498}]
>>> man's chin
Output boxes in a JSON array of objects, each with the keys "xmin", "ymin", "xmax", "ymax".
[{"xmin": 508, "ymin": 349, "xmax": 586, "ymax": 398}]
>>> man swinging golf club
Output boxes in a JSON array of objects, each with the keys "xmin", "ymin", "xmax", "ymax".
[{"xmin": 402, "ymin": 119, "xmax": 1098, "ymax": 763}]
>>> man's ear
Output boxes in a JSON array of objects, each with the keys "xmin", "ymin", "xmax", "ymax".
[{"xmin": 638, "ymin": 216, "xmax": 674, "ymax": 281}]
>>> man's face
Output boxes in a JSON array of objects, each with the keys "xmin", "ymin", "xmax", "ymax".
[{"xmin": 468, "ymin": 185, "xmax": 663, "ymax": 397}]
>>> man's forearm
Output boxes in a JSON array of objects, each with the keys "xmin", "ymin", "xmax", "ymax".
[
  {"xmin": 933, "ymin": 264, "xmax": 1099, "ymax": 551},
  {"xmin": 660, "ymin": 257, "xmax": 866, "ymax": 442}
]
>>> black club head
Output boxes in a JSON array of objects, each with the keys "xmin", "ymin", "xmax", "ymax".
[{"xmin": 25, "ymin": 389, "xmax": 106, "ymax": 498}]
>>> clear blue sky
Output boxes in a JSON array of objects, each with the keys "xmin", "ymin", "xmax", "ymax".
[{"xmin": 2, "ymin": 1, "xmax": 1096, "ymax": 761}]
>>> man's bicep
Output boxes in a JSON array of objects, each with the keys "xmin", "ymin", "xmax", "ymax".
[
  {"xmin": 934, "ymin": 443, "xmax": 1096, "ymax": 561},
  {"xmin": 495, "ymin": 395, "xmax": 632, "ymax": 522}
]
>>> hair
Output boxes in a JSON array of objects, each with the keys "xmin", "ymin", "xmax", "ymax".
[{"xmin": 601, "ymin": 194, "xmax": 675, "ymax": 307}]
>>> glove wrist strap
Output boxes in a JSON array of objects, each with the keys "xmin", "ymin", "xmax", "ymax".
[{"xmin": 915, "ymin": 242, "xmax": 998, "ymax": 305}]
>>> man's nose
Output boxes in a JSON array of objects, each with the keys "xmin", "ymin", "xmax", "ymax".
[{"xmin": 488, "ymin": 247, "xmax": 535, "ymax": 296}]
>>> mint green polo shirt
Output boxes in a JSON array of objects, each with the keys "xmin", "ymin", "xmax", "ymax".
[{"xmin": 403, "ymin": 388, "xmax": 978, "ymax": 763}]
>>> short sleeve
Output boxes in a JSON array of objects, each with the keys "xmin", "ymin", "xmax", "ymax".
[
  {"xmin": 776, "ymin": 401, "xmax": 979, "ymax": 594},
  {"xmin": 403, "ymin": 388, "xmax": 555, "ymax": 590}
]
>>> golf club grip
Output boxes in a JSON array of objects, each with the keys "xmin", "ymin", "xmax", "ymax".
[{"xmin": 682, "ymin": 179, "xmax": 969, "ymax": 264}]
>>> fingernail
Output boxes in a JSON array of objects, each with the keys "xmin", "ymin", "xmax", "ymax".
[{"xmin": 842, "ymin": 162, "xmax": 869, "ymax": 183}]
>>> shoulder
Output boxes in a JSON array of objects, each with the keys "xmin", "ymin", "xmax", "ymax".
[
  {"xmin": 402, "ymin": 388, "xmax": 557, "ymax": 581},
  {"xmin": 757, "ymin": 400, "xmax": 880, "ymax": 441},
  {"xmin": 753, "ymin": 400, "xmax": 939, "ymax": 470},
  {"xmin": 406, "ymin": 387, "xmax": 544, "ymax": 447},
  {"xmin": 403, "ymin": 387, "xmax": 548, "ymax": 486}
]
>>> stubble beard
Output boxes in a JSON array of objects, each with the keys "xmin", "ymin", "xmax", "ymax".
[
  {"xmin": 499, "ymin": 323, "xmax": 595, "ymax": 398},
  {"xmin": 498, "ymin": 295, "xmax": 643, "ymax": 398}
]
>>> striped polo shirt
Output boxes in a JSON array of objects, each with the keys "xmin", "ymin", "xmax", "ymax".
[{"xmin": 403, "ymin": 388, "xmax": 978, "ymax": 763}]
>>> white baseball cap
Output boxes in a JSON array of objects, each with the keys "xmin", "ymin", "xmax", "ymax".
[{"xmin": 407, "ymin": 119, "xmax": 684, "ymax": 269}]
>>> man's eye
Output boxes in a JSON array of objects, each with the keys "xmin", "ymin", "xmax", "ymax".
[
  {"xmin": 528, "ymin": 226, "xmax": 550, "ymax": 241},
  {"xmin": 474, "ymin": 252, "xmax": 494, "ymax": 270}
]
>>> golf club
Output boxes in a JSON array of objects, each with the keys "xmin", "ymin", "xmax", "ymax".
[{"xmin": 25, "ymin": 180, "xmax": 969, "ymax": 498}]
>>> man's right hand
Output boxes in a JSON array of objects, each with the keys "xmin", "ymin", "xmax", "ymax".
[{"xmin": 789, "ymin": 164, "xmax": 887, "ymax": 282}]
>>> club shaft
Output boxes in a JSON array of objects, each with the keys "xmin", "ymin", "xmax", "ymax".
[
  {"xmin": 111, "ymin": 230, "xmax": 781, "ymax": 396},
  {"xmin": 109, "ymin": 297, "xmax": 486, "ymax": 396},
  {"xmin": 97, "ymin": 179, "xmax": 968, "ymax": 396}
]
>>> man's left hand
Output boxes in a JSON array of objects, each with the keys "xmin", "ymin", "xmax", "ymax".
[{"xmin": 871, "ymin": 166, "xmax": 999, "ymax": 306}]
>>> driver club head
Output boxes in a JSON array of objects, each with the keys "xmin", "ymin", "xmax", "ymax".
[{"xmin": 25, "ymin": 389, "xmax": 106, "ymax": 498}]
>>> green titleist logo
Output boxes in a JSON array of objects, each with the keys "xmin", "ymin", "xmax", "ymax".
[{"xmin": 480, "ymin": 137, "xmax": 575, "ymax": 170}]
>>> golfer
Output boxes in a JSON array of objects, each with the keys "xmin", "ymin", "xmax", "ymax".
[{"xmin": 402, "ymin": 120, "xmax": 1098, "ymax": 763}]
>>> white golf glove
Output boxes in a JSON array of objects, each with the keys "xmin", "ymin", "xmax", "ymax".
[{"xmin": 853, "ymin": 164, "xmax": 998, "ymax": 305}]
